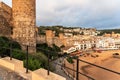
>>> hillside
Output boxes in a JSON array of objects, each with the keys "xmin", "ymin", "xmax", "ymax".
[{"xmin": 98, "ymin": 29, "xmax": 120, "ymax": 36}]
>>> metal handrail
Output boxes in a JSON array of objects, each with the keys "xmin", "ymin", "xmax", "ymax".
[{"xmin": 78, "ymin": 59, "xmax": 120, "ymax": 75}]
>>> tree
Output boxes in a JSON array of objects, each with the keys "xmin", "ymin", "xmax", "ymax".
[
  {"xmin": 0, "ymin": 36, "xmax": 10, "ymax": 56},
  {"xmin": 80, "ymin": 32, "xmax": 84, "ymax": 35},
  {"xmin": 66, "ymin": 56, "xmax": 74, "ymax": 64},
  {"xmin": 0, "ymin": 36, "xmax": 21, "ymax": 57}
]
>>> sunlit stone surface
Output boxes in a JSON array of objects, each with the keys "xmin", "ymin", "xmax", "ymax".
[{"xmin": 12, "ymin": 0, "xmax": 36, "ymax": 53}]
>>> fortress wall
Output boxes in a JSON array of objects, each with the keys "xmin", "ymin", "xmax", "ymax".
[
  {"xmin": 12, "ymin": 0, "xmax": 36, "ymax": 53},
  {"xmin": 0, "ymin": 2, "xmax": 12, "ymax": 37},
  {"xmin": 0, "ymin": 2, "xmax": 12, "ymax": 23}
]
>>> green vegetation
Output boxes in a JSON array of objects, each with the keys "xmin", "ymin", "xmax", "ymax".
[
  {"xmin": 60, "ymin": 45, "xmax": 65, "ymax": 48},
  {"xmin": 73, "ymin": 32, "xmax": 80, "ymax": 35},
  {"xmin": 24, "ymin": 57, "xmax": 41, "ymax": 71},
  {"xmin": 23, "ymin": 52, "xmax": 49, "ymax": 71},
  {"xmin": 37, "ymin": 43, "xmax": 61, "ymax": 60},
  {"xmin": 0, "ymin": 36, "xmax": 10, "ymax": 56},
  {"xmin": 0, "ymin": 36, "xmax": 21, "ymax": 57},
  {"xmin": 38, "ymin": 26, "xmax": 64, "ymax": 36},
  {"xmin": 12, "ymin": 49, "xmax": 52, "ymax": 71},
  {"xmin": 38, "ymin": 26, "xmax": 82, "ymax": 36},
  {"xmin": 0, "ymin": 36, "xmax": 54, "ymax": 71},
  {"xmin": 66, "ymin": 56, "xmax": 74, "ymax": 64},
  {"xmin": 52, "ymin": 44, "xmax": 61, "ymax": 52},
  {"xmin": 98, "ymin": 29, "xmax": 120, "ymax": 36}
]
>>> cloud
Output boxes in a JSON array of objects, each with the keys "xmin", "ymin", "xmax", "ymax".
[
  {"xmin": 36, "ymin": 0, "xmax": 120, "ymax": 29},
  {"xmin": 2, "ymin": 0, "xmax": 12, "ymax": 7},
  {"xmin": 2, "ymin": 0, "xmax": 120, "ymax": 29}
]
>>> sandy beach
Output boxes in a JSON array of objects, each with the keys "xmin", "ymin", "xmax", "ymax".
[{"xmin": 64, "ymin": 50, "xmax": 120, "ymax": 80}]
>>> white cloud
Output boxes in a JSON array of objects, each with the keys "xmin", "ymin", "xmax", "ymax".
[
  {"xmin": 2, "ymin": 0, "xmax": 12, "ymax": 7},
  {"xmin": 2, "ymin": 0, "xmax": 120, "ymax": 29}
]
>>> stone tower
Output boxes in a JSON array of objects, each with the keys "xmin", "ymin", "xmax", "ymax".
[
  {"xmin": 0, "ymin": 2, "xmax": 12, "ymax": 37},
  {"xmin": 59, "ymin": 33, "xmax": 67, "ymax": 46},
  {"xmin": 59, "ymin": 33, "xmax": 64, "ymax": 40},
  {"xmin": 12, "ymin": 0, "xmax": 36, "ymax": 53},
  {"xmin": 46, "ymin": 30, "xmax": 54, "ymax": 46}
]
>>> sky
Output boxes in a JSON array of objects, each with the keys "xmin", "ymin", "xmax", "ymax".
[{"xmin": 1, "ymin": 0, "xmax": 120, "ymax": 29}]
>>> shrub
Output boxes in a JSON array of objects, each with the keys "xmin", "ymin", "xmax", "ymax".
[
  {"xmin": 52, "ymin": 44, "xmax": 61, "ymax": 52},
  {"xmin": 12, "ymin": 49, "xmax": 26, "ymax": 60},
  {"xmin": 37, "ymin": 43, "xmax": 61, "ymax": 60},
  {"xmin": 0, "ymin": 37, "xmax": 54, "ymax": 71},
  {"xmin": 11, "ymin": 41, "xmax": 21, "ymax": 49},
  {"xmin": 0, "ymin": 36, "xmax": 10, "ymax": 56},
  {"xmin": 66, "ymin": 57, "xmax": 74, "ymax": 64},
  {"xmin": 0, "ymin": 36, "xmax": 21, "ymax": 57},
  {"xmin": 24, "ymin": 57, "xmax": 42, "ymax": 71}
]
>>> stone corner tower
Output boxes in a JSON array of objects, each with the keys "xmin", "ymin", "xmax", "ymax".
[
  {"xmin": 45, "ymin": 30, "xmax": 54, "ymax": 46},
  {"xmin": 12, "ymin": 0, "xmax": 36, "ymax": 53}
]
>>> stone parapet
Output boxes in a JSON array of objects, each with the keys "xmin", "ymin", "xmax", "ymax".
[
  {"xmin": 32, "ymin": 69, "xmax": 66, "ymax": 80},
  {"xmin": 0, "ymin": 57, "xmax": 66, "ymax": 80},
  {"xmin": 0, "ymin": 57, "xmax": 24, "ymax": 71}
]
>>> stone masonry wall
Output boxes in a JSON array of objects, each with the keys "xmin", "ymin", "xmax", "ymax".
[
  {"xmin": 0, "ymin": 2, "xmax": 12, "ymax": 24},
  {"xmin": 0, "ymin": 2, "xmax": 12, "ymax": 37},
  {"xmin": 45, "ymin": 30, "xmax": 54, "ymax": 46},
  {"xmin": 37, "ymin": 35, "xmax": 46, "ymax": 44},
  {"xmin": 0, "ymin": 66, "xmax": 26, "ymax": 80},
  {"xmin": 12, "ymin": 0, "xmax": 36, "ymax": 53}
]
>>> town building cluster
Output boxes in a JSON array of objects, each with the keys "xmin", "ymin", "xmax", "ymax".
[
  {"xmin": 63, "ymin": 32, "xmax": 120, "ymax": 53},
  {"xmin": 36, "ymin": 28, "xmax": 120, "ymax": 54},
  {"xmin": 61, "ymin": 27, "xmax": 99, "ymax": 37}
]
